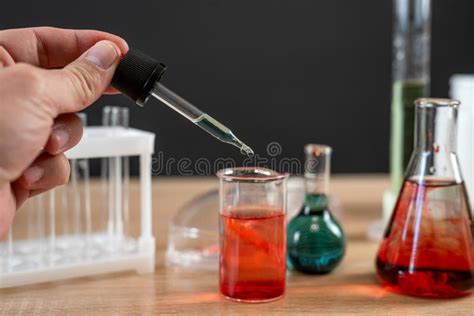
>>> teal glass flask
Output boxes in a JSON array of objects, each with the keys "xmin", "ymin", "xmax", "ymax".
[{"xmin": 287, "ymin": 144, "xmax": 345, "ymax": 274}]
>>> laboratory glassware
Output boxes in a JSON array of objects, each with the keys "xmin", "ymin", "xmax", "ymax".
[
  {"xmin": 287, "ymin": 145, "xmax": 345, "ymax": 274},
  {"xmin": 60, "ymin": 112, "xmax": 91, "ymax": 260},
  {"xmin": 111, "ymin": 48, "xmax": 253, "ymax": 156},
  {"xmin": 166, "ymin": 189, "xmax": 220, "ymax": 270},
  {"xmin": 450, "ymin": 75, "xmax": 474, "ymax": 216},
  {"xmin": 376, "ymin": 98, "xmax": 474, "ymax": 298},
  {"xmin": 217, "ymin": 167, "xmax": 288, "ymax": 302},
  {"xmin": 385, "ymin": 0, "xmax": 431, "ymax": 222},
  {"xmin": 20, "ymin": 194, "xmax": 50, "ymax": 268},
  {"xmin": 101, "ymin": 106, "xmax": 133, "ymax": 252}
]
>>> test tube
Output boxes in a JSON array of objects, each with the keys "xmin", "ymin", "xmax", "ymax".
[
  {"xmin": 77, "ymin": 113, "xmax": 93, "ymax": 258},
  {"xmin": 58, "ymin": 112, "xmax": 91, "ymax": 261},
  {"xmin": 120, "ymin": 107, "xmax": 132, "ymax": 249},
  {"xmin": 5, "ymin": 229, "xmax": 14, "ymax": 272},
  {"xmin": 110, "ymin": 107, "xmax": 124, "ymax": 240},
  {"xmin": 101, "ymin": 106, "xmax": 115, "ymax": 251},
  {"xmin": 25, "ymin": 197, "xmax": 37, "ymax": 253},
  {"xmin": 82, "ymin": 158, "xmax": 92, "ymax": 257},
  {"xmin": 56, "ymin": 183, "xmax": 69, "ymax": 256},
  {"xmin": 47, "ymin": 189, "xmax": 56, "ymax": 265},
  {"xmin": 99, "ymin": 106, "xmax": 133, "ymax": 253},
  {"xmin": 101, "ymin": 105, "xmax": 111, "ymax": 195},
  {"xmin": 68, "ymin": 153, "xmax": 84, "ymax": 260},
  {"xmin": 26, "ymin": 194, "xmax": 46, "ymax": 267},
  {"xmin": 4, "ymin": 202, "xmax": 30, "ymax": 271},
  {"xmin": 102, "ymin": 106, "xmax": 111, "ymax": 208},
  {"xmin": 102, "ymin": 106, "xmax": 131, "ymax": 252}
]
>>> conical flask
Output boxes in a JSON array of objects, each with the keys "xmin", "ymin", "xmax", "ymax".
[{"xmin": 376, "ymin": 98, "xmax": 474, "ymax": 298}]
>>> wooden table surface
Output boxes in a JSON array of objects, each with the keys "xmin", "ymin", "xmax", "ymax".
[{"xmin": 1, "ymin": 175, "xmax": 472, "ymax": 315}]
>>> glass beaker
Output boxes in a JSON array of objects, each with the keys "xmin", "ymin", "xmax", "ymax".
[
  {"xmin": 377, "ymin": 98, "xmax": 474, "ymax": 298},
  {"xmin": 217, "ymin": 167, "xmax": 288, "ymax": 303}
]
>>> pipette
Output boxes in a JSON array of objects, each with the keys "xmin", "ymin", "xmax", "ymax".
[{"xmin": 111, "ymin": 49, "xmax": 254, "ymax": 157}]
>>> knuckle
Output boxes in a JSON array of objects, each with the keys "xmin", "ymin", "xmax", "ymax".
[
  {"xmin": 35, "ymin": 26, "xmax": 55, "ymax": 33},
  {"xmin": 14, "ymin": 64, "xmax": 44, "ymax": 95},
  {"xmin": 8, "ymin": 64, "xmax": 57, "ymax": 117},
  {"xmin": 66, "ymin": 63, "xmax": 102, "ymax": 107}
]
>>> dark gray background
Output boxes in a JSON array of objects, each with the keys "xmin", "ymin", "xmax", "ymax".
[{"xmin": 1, "ymin": 1, "xmax": 473, "ymax": 174}]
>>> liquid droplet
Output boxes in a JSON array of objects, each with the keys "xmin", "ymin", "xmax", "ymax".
[{"xmin": 240, "ymin": 145, "xmax": 254, "ymax": 158}]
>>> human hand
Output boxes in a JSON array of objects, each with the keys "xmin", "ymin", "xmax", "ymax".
[{"xmin": 0, "ymin": 27, "xmax": 128, "ymax": 239}]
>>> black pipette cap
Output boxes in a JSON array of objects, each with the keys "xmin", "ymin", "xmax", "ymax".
[{"xmin": 111, "ymin": 48, "xmax": 167, "ymax": 106}]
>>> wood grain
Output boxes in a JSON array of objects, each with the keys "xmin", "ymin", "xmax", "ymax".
[{"xmin": 1, "ymin": 175, "xmax": 472, "ymax": 315}]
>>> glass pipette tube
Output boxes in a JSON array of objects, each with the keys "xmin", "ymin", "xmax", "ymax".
[
  {"xmin": 150, "ymin": 83, "xmax": 254, "ymax": 157},
  {"xmin": 112, "ymin": 48, "xmax": 254, "ymax": 156}
]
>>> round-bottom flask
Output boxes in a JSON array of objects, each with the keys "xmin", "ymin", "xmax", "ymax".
[{"xmin": 287, "ymin": 144, "xmax": 345, "ymax": 274}]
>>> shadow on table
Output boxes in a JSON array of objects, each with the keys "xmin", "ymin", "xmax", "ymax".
[{"xmin": 287, "ymin": 271, "xmax": 472, "ymax": 304}]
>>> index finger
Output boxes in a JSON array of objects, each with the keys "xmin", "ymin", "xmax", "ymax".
[{"xmin": 0, "ymin": 27, "xmax": 129, "ymax": 69}]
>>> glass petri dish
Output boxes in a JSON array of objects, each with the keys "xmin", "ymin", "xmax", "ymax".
[{"xmin": 165, "ymin": 189, "xmax": 220, "ymax": 270}]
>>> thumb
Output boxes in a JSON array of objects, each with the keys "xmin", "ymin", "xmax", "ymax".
[{"xmin": 46, "ymin": 40, "xmax": 122, "ymax": 114}]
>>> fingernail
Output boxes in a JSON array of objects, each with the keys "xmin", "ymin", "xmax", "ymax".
[
  {"xmin": 52, "ymin": 127, "xmax": 70, "ymax": 152},
  {"xmin": 84, "ymin": 41, "xmax": 119, "ymax": 69},
  {"xmin": 23, "ymin": 166, "xmax": 44, "ymax": 185}
]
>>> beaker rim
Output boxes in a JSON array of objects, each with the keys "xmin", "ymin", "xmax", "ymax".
[
  {"xmin": 216, "ymin": 167, "xmax": 289, "ymax": 183},
  {"xmin": 415, "ymin": 98, "xmax": 460, "ymax": 108}
]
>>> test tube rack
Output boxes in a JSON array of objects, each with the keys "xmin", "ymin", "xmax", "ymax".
[{"xmin": 0, "ymin": 111, "xmax": 155, "ymax": 288}]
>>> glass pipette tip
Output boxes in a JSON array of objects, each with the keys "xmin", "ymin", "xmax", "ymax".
[{"xmin": 151, "ymin": 83, "xmax": 254, "ymax": 157}]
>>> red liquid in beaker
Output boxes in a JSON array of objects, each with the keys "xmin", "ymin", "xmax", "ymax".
[
  {"xmin": 220, "ymin": 207, "xmax": 286, "ymax": 302},
  {"xmin": 377, "ymin": 179, "xmax": 474, "ymax": 298}
]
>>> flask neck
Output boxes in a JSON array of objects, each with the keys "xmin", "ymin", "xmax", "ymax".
[
  {"xmin": 303, "ymin": 144, "xmax": 331, "ymax": 201},
  {"xmin": 304, "ymin": 177, "xmax": 329, "ymax": 196},
  {"xmin": 414, "ymin": 104, "xmax": 457, "ymax": 153},
  {"xmin": 301, "ymin": 193, "xmax": 329, "ymax": 214},
  {"xmin": 408, "ymin": 99, "xmax": 462, "ymax": 182}
]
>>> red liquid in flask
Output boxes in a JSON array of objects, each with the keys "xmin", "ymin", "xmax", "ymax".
[
  {"xmin": 377, "ymin": 179, "xmax": 474, "ymax": 298},
  {"xmin": 220, "ymin": 206, "xmax": 286, "ymax": 302}
]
